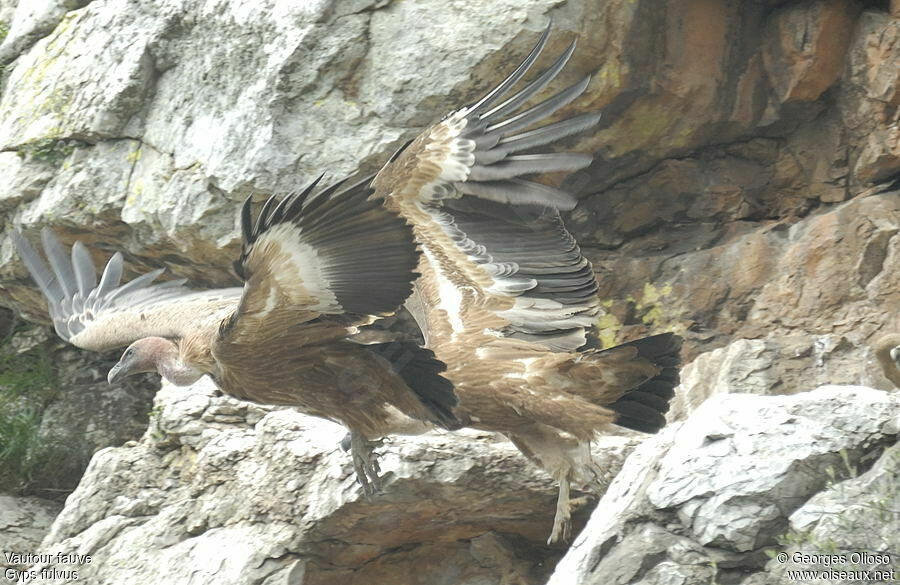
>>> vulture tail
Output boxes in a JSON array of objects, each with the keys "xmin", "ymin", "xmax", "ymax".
[
  {"xmin": 364, "ymin": 341, "xmax": 463, "ymax": 431},
  {"xmin": 607, "ymin": 333, "xmax": 683, "ymax": 433}
]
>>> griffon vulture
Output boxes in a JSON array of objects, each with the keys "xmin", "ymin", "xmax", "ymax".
[
  {"xmin": 873, "ymin": 334, "xmax": 900, "ymax": 388},
  {"xmin": 372, "ymin": 26, "xmax": 683, "ymax": 542},
  {"xmin": 12, "ymin": 177, "xmax": 462, "ymax": 494}
]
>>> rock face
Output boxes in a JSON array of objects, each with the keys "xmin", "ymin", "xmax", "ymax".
[
  {"xmin": 669, "ymin": 333, "xmax": 893, "ymax": 421},
  {"xmin": 21, "ymin": 379, "xmax": 635, "ymax": 585},
  {"xmin": 548, "ymin": 386, "xmax": 900, "ymax": 585},
  {"xmin": 1, "ymin": 0, "xmax": 900, "ymax": 583},
  {"xmin": 769, "ymin": 442, "xmax": 900, "ymax": 584},
  {"xmin": 2, "ymin": 1, "xmax": 899, "ymax": 354},
  {"xmin": 0, "ymin": 494, "xmax": 62, "ymax": 570}
]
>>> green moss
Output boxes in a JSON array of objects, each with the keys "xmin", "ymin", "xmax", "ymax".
[
  {"xmin": 596, "ymin": 59, "xmax": 623, "ymax": 92},
  {"xmin": 0, "ymin": 401, "xmax": 53, "ymax": 490},
  {"xmin": 605, "ymin": 98, "xmax": 698, "ymax": 156},
  {"xmin": 16, "ymin": 136, "xmax": 78, "ymax": 163},
  {"xmin": 148, "ymin": 405, "xmax": 167, "ymax": 442}
]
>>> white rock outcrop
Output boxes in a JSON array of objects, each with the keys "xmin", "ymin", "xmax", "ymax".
[
  {"xmin": 20, "ymin": 378, "xmax": 635, "ymax": 585},
  {"xmin": 549, "ymin": 385, "xmax": 900, "ymax": 585}
]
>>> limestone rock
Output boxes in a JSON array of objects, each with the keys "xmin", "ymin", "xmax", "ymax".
[
  {"xmin": 763, "ymin": 0, "xmax": 858, "ymax": 103},
  {"xmin": 0, "ymin": 1, "xmax": 87, "ymax": 67},
  {"xmin": 0, "ymin": 0, "xmax": 574, "ymax": 303},
  {"xmin": 0, "ymin": 494, "xmax": 60, "ymax": 545},
  {"xmin": 583, "ymin": 190, "xmax": 900, "ymax": 360},
  {"xmin": 766, "ymin": 442, "xmax": 900, "ymax": 584},
  {"xmin": 842, "ymin": 11, "xmax": 900, "ymax": 185},
  {"xmin": 671, "ymin": 334, "xmax": 879, "ymax": 420},
  {"xmin": 548, "ymin": 386, "xmax": 900, "ymax": 585},
  {"xmin": 0, "ymin": 494, "xmax": 62, "ymax": 573},
  {"xmin": 24, "ymin": 378, "xmax": 636, "ymax": 585}
]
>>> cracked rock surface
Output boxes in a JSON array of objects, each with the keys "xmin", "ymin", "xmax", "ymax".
[
  {"xmin": 25, "ymin": 379, "xmax": 635, "ymax": 585},
  {"xmin": 548, "ymin": 386, "xmax": 900, "ymax": 585}
]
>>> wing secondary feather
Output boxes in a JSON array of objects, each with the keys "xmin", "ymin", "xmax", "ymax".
[{"xmin": 221, "ymin": 174, "xmax": 421, "ymax": 345}]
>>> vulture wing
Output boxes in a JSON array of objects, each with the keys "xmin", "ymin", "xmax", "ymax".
[
  {"xmin": 11, "ymin": 228, "xmax": 242, "ymax": 352},
  {"xmin": 374, "ymin": 26, "xmax": 602, "ymax": 352},
  {"xmin": 219, "ymin": 174, "xmax": 419, "ymax": 346}
]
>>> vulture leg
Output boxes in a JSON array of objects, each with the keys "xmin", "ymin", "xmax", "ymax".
[
  {"xmin": 349, "ymin": 431, "xmax": 383, "ymax": 496},
  {"xmin": 548, "ymin": 467, "xmax": 572, "ymax": 544}
]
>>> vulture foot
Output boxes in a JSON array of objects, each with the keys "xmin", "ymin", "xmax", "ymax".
[
  {"xmin": 349, "ymin": 431, "xmax": 383, "ymax": 496},
  {"xmin": 548, "ymin": 471, "xmax": 572, "ymax": 544}
]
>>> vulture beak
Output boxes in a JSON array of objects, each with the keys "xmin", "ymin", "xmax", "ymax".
[
  {"xmin": 107, "ymin": 362, "xmax": 125, "ymax": 384},
  {"xmin": 108, "ymin": 342, "xmax": 146, "ymax": 384},
  {"xmin": 107, "ymin": 348, "xmax": 136, "ymax": 384}
]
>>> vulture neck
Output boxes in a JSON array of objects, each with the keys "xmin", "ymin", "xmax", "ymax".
[
  {"xmin": 155, "ymin": 340, "xmax": 204, "ymax": 386},
  {"xmin": 872, "ymin": 334, "xmax": 900, "ymax": 389}
]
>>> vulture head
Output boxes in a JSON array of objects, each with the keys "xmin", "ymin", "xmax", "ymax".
[
  {"xmin": 873, "ymin": 333, "xmax": 900, "ymax": 389},
  {"xmin": 108, "ymin": 337, "xmax": 201, "ymax": 386}
]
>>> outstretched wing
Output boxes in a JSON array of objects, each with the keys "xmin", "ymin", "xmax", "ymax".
[
  {"xmin": 219, "ymin": 174, "xmax": 420, "ymax": 346},
  {"xmin": 12, "ymin": 228, "xmax": 242, "ymax": 352},
  {"xmin": 374, "ymin": 26, "xmax": 602, "ymax": 353}
]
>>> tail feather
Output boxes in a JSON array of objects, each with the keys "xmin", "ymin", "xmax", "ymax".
[
  {"xmin": 611, "ymin": 400, "xmax": 667, "ymax": 434},
  {"xmin": 607, "ymin": 332, "xmax": 683, "ymax": 433}
]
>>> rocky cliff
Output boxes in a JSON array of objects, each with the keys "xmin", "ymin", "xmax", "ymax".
[{"xmin": 0, "ymin": 0, "xmax": 898, "ymax": 584}]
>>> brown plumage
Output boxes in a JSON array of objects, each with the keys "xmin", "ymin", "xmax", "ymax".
[
  {"xmin": 371, "ymin": 27, "xmax": 682, "ymax": 542},
  {"xmin": 873, "ymin": 334, "xmax": 900, "ymax": 389},
  {"xmin": 13, "ymin": 176, "xmax": 461, "ymax": 494}
]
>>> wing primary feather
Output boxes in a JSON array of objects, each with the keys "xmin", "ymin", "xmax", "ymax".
[
  {"xmin": 387, "ymin": 138, "xmax": 415, "ymax": 164},
  {"xmin": 71, "ymin": 241, "xmax": 97, "ymax": 298},
  {"xmin": 469, "ymin": 153, "xmax": 592, "ymax": 181},
  {"xmin": 11, "ymin": 231, "xmax": 63, "ymax": 309},
  {"xmin": 483, "ymin": 75, "xmax": 591, "ymax": 136},
  {"xmin": 254, "ymin": 195, "xmax": 279, "ymax": 237},
  {"xmin": 364, "ymin": 342, "xmax": 462, "ymax": 430},
  {"xmin": 15, "ymin": 230, "xmax": 245, "ymax": 352},
  {"xmin": 240, "ymin": 196, "xmax": 254, "ymax": 245},
  {"xmin": 102, "ymin": 268, "xmax": 165, "ymax": 304},
  {"xmin": 235, "ymin": 173, "xmax": 418, "ymax": 317},
  {"xmin": 478, "ymin": 39, "xmax": 577, "ymax": 123},
  {"xmin": 467, "ymin": 23, "xmax": 551, "ymax": 116},
  {"xmin": 90, "ymin": 252, "xmax": 124, "ymax": 307},
  {"xmin": 290, "ymin": 174, "xmax": 341, "ymax": 221},
  {"xmin": 40, "ymin": 228, "xmax": 77, "ymax": 299},
  {"xmin": 283, "ymin": 173, "xmax": 327, "ymax": 220},
  {"xmin": 455, "ymin": 178, "xmax": 578, "ymax": 210},
  {"xmin": 495, "ymin": 112, "xmax": 603, "ymax": 154}
]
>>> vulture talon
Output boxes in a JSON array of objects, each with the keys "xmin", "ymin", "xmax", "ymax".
[
  {"xmin": 349, "ymin": 431, "xmax": 383, "ymax": 496},
  {"xmin": 548, "ymin": 470, "xmax": 572, "ymax": 545}
]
